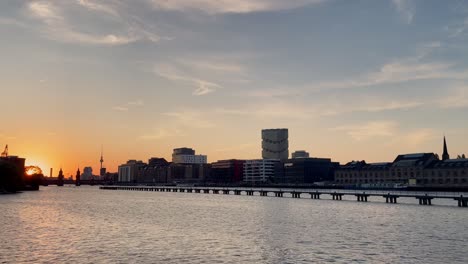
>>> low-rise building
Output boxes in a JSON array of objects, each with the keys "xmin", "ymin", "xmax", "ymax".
[
  {"xmin": 281, "ymin": 158, "xmax": 338, "ymax": 184},
  {"xmin": 243, "ymin": 159, "xmax": 280, "ymax": 184},
  {"xmin": 118, "ymin": 160, "xmax": 147, "ymax": 183},
  {"xmin": 291, "ymin": 150, "xmax": 310, "ymax": 159},
  {"xmin": 210, "ymin": 159, "xmax": 245, "ymax": 183},
  {"xmin": 172, "ymin": 147, "xmax": 207, "ymax": 164}
]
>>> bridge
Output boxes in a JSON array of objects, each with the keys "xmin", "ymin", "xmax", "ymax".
[{"xmin": 100, "ymin": 186, "xmax": 468, "ymax": 208}]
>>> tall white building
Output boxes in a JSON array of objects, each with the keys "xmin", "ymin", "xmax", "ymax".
[
  {"xmin": 243, "ymin": 159, "xmax": 280, "ymax": 183},
  {"xmin": 262, "ymin": 128, "xmax": 289, "ymax": 160}
]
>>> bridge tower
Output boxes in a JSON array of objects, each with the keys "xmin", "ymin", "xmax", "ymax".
[
  {"xmin": 57, "ymin": 168, "xmax": 64, "ymax": 186},
  {"xmin": 75, "ymin": 167, "xmax": 81, "ymax": 186}
]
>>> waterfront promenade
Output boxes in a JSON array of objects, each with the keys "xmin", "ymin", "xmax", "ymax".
[{"xmin": 100, "ymin": 186, "xmax": 468, "ymax": 207}]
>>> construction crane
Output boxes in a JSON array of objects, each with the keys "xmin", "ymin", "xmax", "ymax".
[{"xmin": 1, "ymin": 144, "xmax": 8, "ymax": 157}]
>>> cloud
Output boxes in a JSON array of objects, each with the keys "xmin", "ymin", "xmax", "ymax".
[
  {"xmin": 387, "ymin": 128, "xmax": 438, "ymax": 148},
  {"xmin": 24, "ymin": 1, "xmax": 164, "ymax": 45},
  {"xmin": 149, "ymin": 0, "xmax": 325, "ymax": 14},
  {"xmin": 437, "ymin": 87, "xmax": 468, "ymax": 108},
  {"xmin": 76, "ymin": 0, "xmax": 119, "ymax": 16},
  {"xmin": 112, "ymin": 106, "xmax": 129, "ymax": 111},
  {"xmin": 113, "ymin": 100, "xmax": 145, "ymax": 111},
  {"xmin": 449, "ymin": 17, "xmax": 468, "ymax": 38},
  {"xmin": 127, "ymin": 100, "xmax": 144, "ymax": 106},
  {"xmin": 332, "ymin": 121, "xmax": 398, "ymax": 141},
  {"xmin": 162, "ymin": 111, "xmax": 216, "ymax": 128},
  {"xmin": 139, "ymin": 128, "xmax": 185, "ymax": 140},
  {"xmin": 392, "ymin": 0, "xmax": 414, "ymax": 24},
  {"xmin": 153, "ymin": 64, "xmax": 221, "ymax": 95},
  {"xmin": 307, "ymin": 60, "xmax": 467, "ymax": 92}
]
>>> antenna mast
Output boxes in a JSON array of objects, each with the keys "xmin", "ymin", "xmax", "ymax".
[{"xmin": 1, "ymin": 145, "xmax": 8, "ymax": 157}]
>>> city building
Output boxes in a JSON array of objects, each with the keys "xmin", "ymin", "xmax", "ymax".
[
  {"xmin": 243, "ymin": 159, "xmax": 280, "ymax": 184},
  {"xmin": 167, "ymin": 163, "xmax": 211, "ymax": 184},
  {"xmin": 118, "ymin": 160, "xmax": 147, "ymax": 183},
  {"xmin": 334, "ymin": 137, "xmax": 468, "ymax": 186},
  {"xmin": 291, "ymin": 150, "xmax": 310, "ymax": 159},
  {"xmin": 139, "ymin": 158, "xmax": 170, "ymax": 183},
  {"xmin": 281, "ymin": 158, "xmax": 338, "ymax": 184},
  {"xmin": 172, "ymin": 147, "xmax": 207, "ymax": 164},
  {"xmin": 0, "ymin": 155, "xmax": 25, "ymax": 190},
  {"xmin": 210, "ymin": 159, "xmax": 245, "ymax": 183},
  {"xmin": 262, "ymin": 128, "xmax": 289, "ymax": 160},
  {"xmin": 81, "ymin": 166, "xmax": 93, "ymax": 180}
]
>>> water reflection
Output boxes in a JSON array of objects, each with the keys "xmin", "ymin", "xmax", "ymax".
[{"xmin": 1, "ymin": 186, "xmax": 468, "ymax": 263}]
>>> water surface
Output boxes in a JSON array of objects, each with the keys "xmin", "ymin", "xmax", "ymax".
[{"xmin": 1, "ymin": 186, "xmax": 467, "ymax": 263}]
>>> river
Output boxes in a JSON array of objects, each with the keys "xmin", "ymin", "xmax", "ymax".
[{"xmin": 1, "ymin": 186, "xmax": 467, "ymax": 263}]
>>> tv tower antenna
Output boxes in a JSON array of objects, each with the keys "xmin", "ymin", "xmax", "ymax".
[{"xmin": 100, "ymin": 145, "xmax": 104, "ymax": 172}]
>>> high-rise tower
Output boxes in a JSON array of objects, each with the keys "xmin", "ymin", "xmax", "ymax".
[
  {"xmin": 262, "ymin": 128, "xmax": 289, "ymax": 160},
  {"xmin": 442, "ymin": 136, "xmax": 450, "ymax": 161}
]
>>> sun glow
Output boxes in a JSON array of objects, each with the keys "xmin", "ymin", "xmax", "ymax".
[{"xmin": 25, "ymin": 166, "xmax": 43, "ymax": 176}]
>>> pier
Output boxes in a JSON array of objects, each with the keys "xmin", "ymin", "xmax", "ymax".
[{"xmin": 99, "ymin": 186, "xmax": 468, "ymax": 208}]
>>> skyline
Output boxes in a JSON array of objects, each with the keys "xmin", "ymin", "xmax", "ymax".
[{"xmin": 2, "ymin": 0, "xmax": 468, "ymax": 175}]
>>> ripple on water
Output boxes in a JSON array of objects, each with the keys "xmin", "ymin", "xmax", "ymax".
[{"xmin": 1, "ymin": 186, "xmax": 468, "ymax": 264}]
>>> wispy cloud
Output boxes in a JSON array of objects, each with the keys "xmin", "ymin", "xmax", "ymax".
[
  {"xmin": 332, "ymin": 121, "xmax": 399, "ymax": 141},
  {"xmin": 149, "ymin": 0, "xmax": 326, "ymax": 14},
  {"xmin": 139, "ymin": 128, "xmax": 185, "ymax": 140},
  {"xmin": 113, "ymin": 100, "xmax": 144, "ymax": 111},
  {"xmin": 392, "ymin": 0, "xmax": 414, "ymax": 24},
  {"xmin": 153, "ymin": 64, "xmax": 221, "ymax": 95},
  {"xmin": 76, "ymin": 0, "xmax": 119, "ymax": 16},
  {"xmin": 112, "ymin": 106, "xmax": 129, "ymax": 112},
  {"xmin": 437, "ymin": 87, "xmax": 468, "ymax": 108},
  {"xmin": 23, "ymin": 1, "xmax": 165, "ymax": 45},
  {"xmin": 162, "ymin": 111, "xmax": 216, "ymax": 128}
]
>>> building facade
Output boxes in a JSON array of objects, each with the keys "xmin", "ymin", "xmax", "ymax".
[
  {"xmin": 281, "ymin": 158, "xmax": 338, "ymax": 184},
  {"xmin": 118, "ymin": 160, "xmax": 147, "ymax": 183},
  {"xmin": 210, "ymin": 159, "xmax": 245, "ymax": 183},
  {"xmin": 172, "ymin": 147, "xmax": 207, "ymax": 164},
  {"xmin": 335, "ymin": 152, "xmax": 468, "ymax": 187},
  {"xmin": 243, "ymin": 159, "xmax": 280, "ymax": 184},
  {"xmin": 291, "ymin": 150, "xmax": 310, "ymax": 159},
  {"xmin": 262, "ymin": 128, "xmax": 289, "ymax": 160}
]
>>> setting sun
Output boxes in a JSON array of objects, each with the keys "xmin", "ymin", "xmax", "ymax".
[{"xmin": 25, "ymin": 166, "xmax": 43, "ymax": 176}]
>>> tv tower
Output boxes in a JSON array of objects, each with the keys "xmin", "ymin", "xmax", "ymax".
[{"xmin": 99, "ymin": 145, "xmax": 106, "ymax": 177}]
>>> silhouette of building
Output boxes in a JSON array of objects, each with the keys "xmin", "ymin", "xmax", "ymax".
[
  {"xmin": 172, "ymin": 147, "xmax": 207, "ymax": 164},
  {"xmin": 0, "ymin": 155, "xmax": 25, "ymax": 190},
  {"xmin": 118, "ymin": 160, "xmax": 147, "ymax": 183},
  {"xmin": 442, "ymin": 136, "xmax": 450, "ymax": 161},
  {"xmin": 57, "ymin": 168, "xmax": 64, "ymax": 186},
  {"xmin": 139, "ymin": 158, "xmax": 170, "ymax": 183},
  {"xmin": 211, "ymin": 159, "xmax": 245, "ymax": 183},
  {"xmin": 262, "ymin": 129, "xmax": 289, "ymax": 160},
  {"xmin": 281, "ymin": 158, "xmax": 338, "ymax": 184},
  {"xmin": 292, "ymin": 150, "xmax": 310, "ymax": 159},
  {"xmin": 75, "ymin": 168, "xmax": 81, "ymax": 186},
  {"xmin": 81, "ymin": 167, "xmax": 93, "ymax": 180}
]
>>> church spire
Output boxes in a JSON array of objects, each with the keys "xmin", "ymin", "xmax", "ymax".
[{"xmin": 442, "ymin": 136, "xmax": 450, "ymax": 161}]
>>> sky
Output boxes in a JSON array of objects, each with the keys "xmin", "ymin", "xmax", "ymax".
[{"xmin": 1, "ymin": 0, "xmax": 468, "ymax": 176}]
